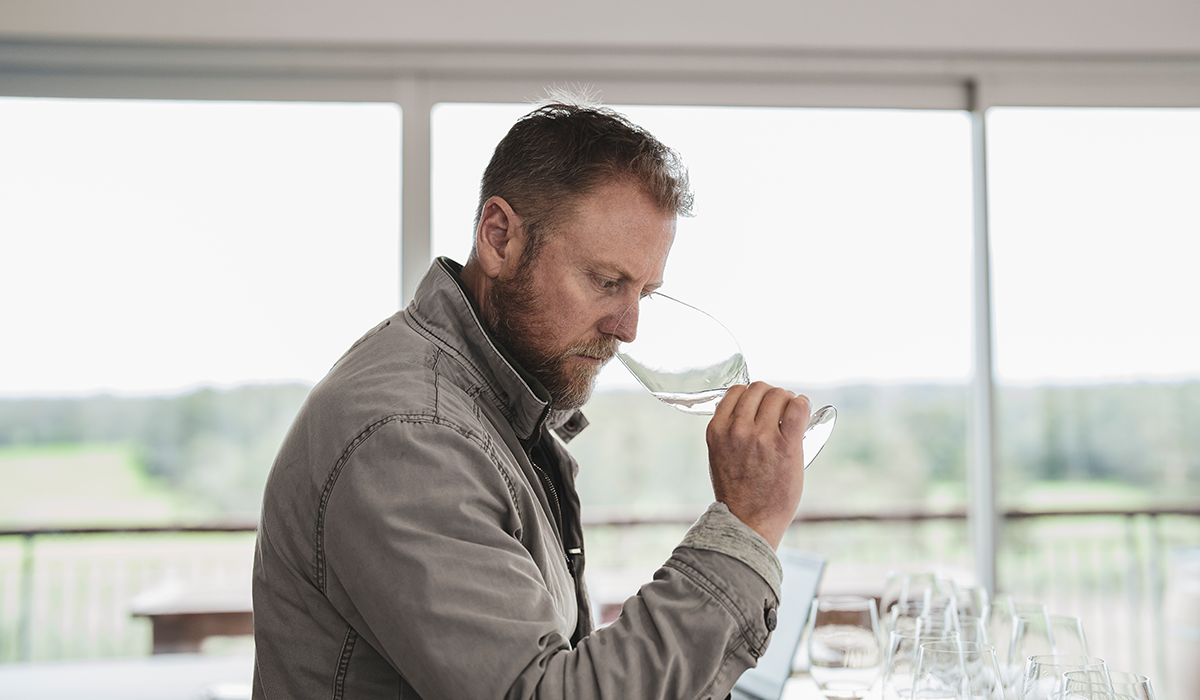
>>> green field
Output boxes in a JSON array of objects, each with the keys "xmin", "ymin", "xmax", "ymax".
[{"xmin": 0, "ymin": 443, "xmax": 205, "ymax": 528}]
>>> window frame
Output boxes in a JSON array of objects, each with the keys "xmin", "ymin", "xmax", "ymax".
[{"xmin": 5, "ymin": 39, "xmax": 1199, "ymax": 595}]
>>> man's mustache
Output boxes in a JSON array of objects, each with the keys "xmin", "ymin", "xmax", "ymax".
[{"xmin": 568, "ymin": 337, "xmax": 621, "ymax": 362}]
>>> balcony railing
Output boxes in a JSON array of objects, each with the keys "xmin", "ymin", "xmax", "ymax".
[{"xmin": 2, "ymin": 507, "xmax": 1198, "ymax": 695}]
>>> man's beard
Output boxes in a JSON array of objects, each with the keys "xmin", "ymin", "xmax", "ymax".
[{"xmin": 484, "ymin": 263, "xmax": 618, "ymax": 411}]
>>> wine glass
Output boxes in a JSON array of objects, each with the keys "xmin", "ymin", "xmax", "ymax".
[
  {"xmin": 807, "ymin": 595, "xmax": 884, "ymax": 699},
  {"xmin": 1009, "ymin": 611, "xmax": 1058, "ymax": 662},
  {"xmin": 950, "ymin": 582, "xmax": 991, "ymax": 621},
  {"xmin": 882, "ymin": 571, "xmax": 948, "ymax": 619},
  {"xmin": 958, "ymin": 615, "xmax": 991, "ymax": 646},
  {"xmin": 1022, "ymin": 655, "xmax": 1109, "ymax": 700},
  {"xmin": 616, "ymin": 292, "xmax": 837, "ymax": 468},
  {"xmin": 989, "ymin": 598, "xmax": 1050, "ymax": 692},
  {"xmin": 881, "ymin": 626, "xmax": 960, "ymax": 700},
  {"xmin": 1047, "ymin": 616, "xmax": 1089, "ymax": 656},
  {"xmin": 912, "ymin": 640, "xmax": 1006, "ymax": 700},
  {"xmin": 1060, "ymin": 669, "xmax": 1157, "ymax": 700}
]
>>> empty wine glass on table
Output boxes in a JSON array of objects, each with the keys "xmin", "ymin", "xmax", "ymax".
[
  {"xmin": 616, "ymin": 293, "xmax": 837, "ymax": 468},
  {"xmin": 882, "ymin": 572, "xmax": 947, "ymax": 617},
  {"xmin": 807, "ymin": 595, "xmax": 884, "ymax": 699},
  {"xmin": 990, "ymin": 598, "xmax": 1051, "ymax": 693},
  {"xmin": 912, "ymin": 640, "xmax": 1006, "ymax": 700},
  {"xmin": 1060, "ymin": 669, "xmax": 1157, "ymax": 700},
  {"xmin": 881, "ymin": 625, "xmax": 960, "ymax": 700},
  {"xmin": 1047, "ymin": 616, "xmax": 1089, "ymax": 656},
  {"xmin": 1009, "ymin": 611, "xmax": 1059, "ymax": 661},
  {"xmin": 950, "ymin": 582, "xmax": 991, "ymax": 621},
  {"xmin": 890, "ymin": 594, "xmax": 959, "ymax": 635},
  {"xmin": 958, "ymin": 615, "xmax": 991, "ymax": 646},
  {"xmin": 1022, "ymin": 655, "xmax": 1109, "ymax": 700}
]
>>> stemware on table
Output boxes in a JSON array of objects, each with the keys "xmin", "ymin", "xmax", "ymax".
[
  {"xmin": 1021, "ymin": 654, "xmax": 1109, "ymax": 700},
  {"xmin": 1046, "ymin": 615, "xmax": 1089, "ymax": 656},
  {"xmin": 911, "ymin": 640, "xmax": 1006, "ymax": 700},
  {"xmin": 1060, "ymin": 669, "xmax": 1157, "ymax": 700},
  {"xmin": 806, "ymin": 595, "xmax": 883, "ymax": 700},
  {"xmin": 880, "ymin": 626, "xmax": 960, "ymax": 700}
]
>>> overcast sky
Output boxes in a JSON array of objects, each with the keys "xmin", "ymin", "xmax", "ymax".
[{"xmin": 1, "ymin": 98, "xmax": 1196, "ymax": 397}]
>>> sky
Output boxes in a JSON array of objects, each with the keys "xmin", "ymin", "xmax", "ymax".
[{"xmin": 1, "ymin": 97, "xmax": 1197, "ymax": 397}]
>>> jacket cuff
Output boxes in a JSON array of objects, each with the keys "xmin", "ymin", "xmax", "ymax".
[{"xmin": 680, "ymin": 502, "xmax": 782, "ymax": 600}]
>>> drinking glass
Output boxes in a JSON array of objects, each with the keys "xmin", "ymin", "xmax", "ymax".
[
  {"xmin": 616, "ymin": 293, "xmax": 837, "ymax": 468},
  {"xmin": 951, "ymin": 582, "xmax": 991, "ymax": 621},
  {"xmin": 882, "ymin": 572, "xmax": 945, "ymax": 617},
  {"xmin": 958, "ymin": 615, "xmax": 991, "ymax": 646},
  {"xmin": 881, "ymin": 627, "xmax": 960, "ymax": 700},
  {"xmin": 1061, "ymin": 669, "xmax": 1156, "ymax": 700},
  {"xmin": 1022, "ymin": 655, "xmax": 1109, "ymax": 700},
  {"xmin": 891, "ymin": 603, "xmax": 960, "ymax": 640},
  {"xmin": 1009, "ymin": 611, "xmax": 1057, "ymax": 661},
  {"xmin": 1047, "ymin": 616, "xmax": 1089, "ymax": 656},
  {"xmin": 807, "ymin": 595, "xmax": 884, "ymax": 699},
  {"xmin": 989, "ymin": 598, "xmax": 1049, "ymax": 690},
  {"xmin": 912, "ymin": 640, "xmax": 1005, "ymax": 700}
]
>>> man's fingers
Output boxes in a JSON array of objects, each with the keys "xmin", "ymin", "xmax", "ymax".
[
  {"xmin": 725, "ymin": 382, "xmax": 769, "ymax": 426},
  {"xmin": 780, "ymin": 394, "xmax": 813, "ymax": 441},
  {"xmin": 712, "ymin": 383, "xmax": 747, "ymax": 423},
  {"xmin": 754, "ymin": 385, "xmax": 796, "ymax": 429}
]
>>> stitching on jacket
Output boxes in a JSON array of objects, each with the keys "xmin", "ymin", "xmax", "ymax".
[
  {"xmin": 663, "ymin": 558, "xmax": 763, "ymax": 655},
  {"xmin": 406, "ymin": 310, "xmax": 522, "ymax": 427},
  {"xmin": 332, "ymin": 625, "xmax": 358, "ymax": 700},
  {"xmin": 314, "ymin": 414, "xmax": 525, "ymax": 593}
]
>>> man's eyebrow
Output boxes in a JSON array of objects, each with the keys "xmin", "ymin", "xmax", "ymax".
[{"xmin": 591, "ymin": 263, "xmax": 663, "ymax": 294}]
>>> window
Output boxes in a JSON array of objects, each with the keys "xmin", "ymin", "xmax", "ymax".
[
  {"xmin": 988, "ymin": 107, "xmax": 1200, "ymax": 508},
  {"xmin": 0, "ymin": 97, "xmax": 402, "ymax": 522},
  {"xmin": 433, "ymin": 103, "xmax": 974, "ymax": 519}
]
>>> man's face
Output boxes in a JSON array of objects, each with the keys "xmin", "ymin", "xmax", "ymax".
[{"xmin": 485, "ymin": 180, "xmax": 676, "ymax": 410}]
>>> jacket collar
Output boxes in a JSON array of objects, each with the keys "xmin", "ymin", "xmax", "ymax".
[{"xmin": 407, "ymin": 257, "xmax": 588, "ymax": 443}]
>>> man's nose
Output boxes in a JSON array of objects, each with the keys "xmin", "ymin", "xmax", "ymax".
[{"xmin": 608, "ymin": 299, "xmax": 639, "ymax": 343}]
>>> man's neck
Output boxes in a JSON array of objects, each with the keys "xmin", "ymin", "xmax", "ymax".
[{"xmin": 458, "ymin": 257, "xmax": 490, "ymax": 319}]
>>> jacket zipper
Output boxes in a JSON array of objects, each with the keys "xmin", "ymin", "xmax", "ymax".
[
  {"xmin": 529, "ymin": 456, "xmax": 575, "ymax": 576},
  {"xmin": 530, "ymin": 458, "xmax": 564, "ymax": 535}
]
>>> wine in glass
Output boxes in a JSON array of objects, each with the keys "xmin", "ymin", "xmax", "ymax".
[{"xmin": 616, "ymin": 292, "xmax": 837, "ymax": 468}]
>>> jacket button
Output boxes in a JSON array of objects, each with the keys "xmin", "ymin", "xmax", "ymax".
[{"xmin": 764, "ymin": 606, "xmax": 777, "ymax": 631}]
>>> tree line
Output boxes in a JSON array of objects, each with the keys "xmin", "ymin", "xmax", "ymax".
[{"xmin": 1, "ymin": 380, "xmax": 1196, "ymax": 518}]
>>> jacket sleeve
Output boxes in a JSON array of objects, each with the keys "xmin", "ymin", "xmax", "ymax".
[{"xmin": 322, "ymin": 418, "xmax": 782, "ymax": 700}]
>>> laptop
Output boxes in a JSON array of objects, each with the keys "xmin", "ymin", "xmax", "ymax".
[{"xmin": 731, "ymin": 547, "xmax": 827, "ymax": 700}]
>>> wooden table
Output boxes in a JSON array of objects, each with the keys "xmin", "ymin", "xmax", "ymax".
[{"xmin": 130, "ymin": 583, "xmax": 253, "ymax": 654}]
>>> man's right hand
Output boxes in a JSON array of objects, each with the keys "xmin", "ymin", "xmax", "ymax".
[{"xmin": 705, "ymin": 382, "xmax": 810, "ymax": 549}]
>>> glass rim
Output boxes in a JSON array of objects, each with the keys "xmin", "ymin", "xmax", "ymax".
[{"xmin": 1027, "ymin": 654, "xmax": 1108, "ymax": 667}]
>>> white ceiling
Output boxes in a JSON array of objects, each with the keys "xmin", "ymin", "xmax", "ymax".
[{"xmin": 1, "ymin": 0, "xmax": 1199, "ymax": 57}]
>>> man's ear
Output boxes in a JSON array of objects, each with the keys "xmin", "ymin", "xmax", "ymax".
[{"xmin": 475, "ymin": 196, "xmax": 524, "ymax": 280}]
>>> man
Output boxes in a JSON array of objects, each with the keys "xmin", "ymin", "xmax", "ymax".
[{"xmin": 252, "ymin": 101, "xmax": 811, "ymax": 699}]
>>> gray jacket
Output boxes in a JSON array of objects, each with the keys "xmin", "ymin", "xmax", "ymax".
[{"xmin": 252, "ymin": 258, "xmax": 784, "ymax": 700}]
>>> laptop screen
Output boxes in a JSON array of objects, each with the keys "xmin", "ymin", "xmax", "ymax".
[{"xmin": 732, "ymin": 548, "xmax": 826, "ymax": 700}]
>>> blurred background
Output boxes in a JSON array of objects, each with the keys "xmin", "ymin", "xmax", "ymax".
[{"xmin": 1, "ymin": 2, "xmax": 1198, "ymax": 697}]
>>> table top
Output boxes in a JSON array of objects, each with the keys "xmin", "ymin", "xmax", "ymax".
[
  {"xmin": 0, "ymin": 651, "xmax": 835, "ymax": 700},
  {"xmin": 0, "ymin": 652, "xmax": 254, "ymax": 700}
]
